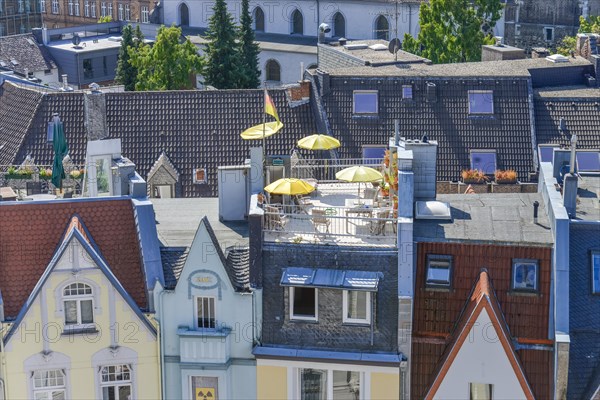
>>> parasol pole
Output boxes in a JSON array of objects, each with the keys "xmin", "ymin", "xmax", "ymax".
[{"xmin": 262, "ymin": 84, "xmax": 267, "ymax": 196}]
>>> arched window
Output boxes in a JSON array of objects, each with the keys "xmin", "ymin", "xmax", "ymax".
[
  {"xmin": 375, "ymin": 15, "xmax": 389, "ymax": 40},
  {"xmin": 291, "ymin": 9, "xmax": 303, "ymax": 35},
  {"xmin": 333, "ymin": 12, "xmax": 345, "ymax": 38},
  {"xmin": 253, "ymin": 6, "xmax": 264, "ymax": 31},
  {"xmin": 179, "ymin": 2, "xmax": 189, "ymax": 26},
  {"xmin": 63, "ymin": 282, "xmax": 94, "ymax": 326},
  {"xmin": 265, "ymin": 59, "xmax": 281, "ymax": 82}
]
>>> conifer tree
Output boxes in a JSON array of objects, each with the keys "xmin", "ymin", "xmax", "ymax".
[
  {"xmin": 237, "ymin": 0, "xmax": 261, "ymax": 88},
  {"xmin": 115, "ymin": 24, "xmax": 145, "ymax": 91}
]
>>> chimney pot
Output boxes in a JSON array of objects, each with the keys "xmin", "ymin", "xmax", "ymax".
[{"xmin": 533, "ymin": 200, "xmax": 539, "ymax": 224}]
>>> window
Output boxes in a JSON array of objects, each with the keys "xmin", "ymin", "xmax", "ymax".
[
  {"xmin": 362, "ymin": 145, "xmax": 386, "ymax": 164},
  {"xmin": 511, "ymin": 259, "xmax": 538, "ymax": 292},
  {"xmin": 51, "ymin": 0, "xmax": 58, "ymax": 13},
  {"xmin": 118, "ymin": 3, "xmax": 123, "ymax": 20},
  {"xmin": 544, "ymin": 27, "xmax": 554, "ymax": 42},
  {"xmin": 68, "ymin": 0, "xmax": 73, "ymax": 14},
  {"xmin": 124, "ymin": 4, "xmax": 129, "ymax": 20},
  {"xmin": 33, "ymin": 370, "xmax": 66, "ymax": 400},
  {"xmin": 468, "ymin": 90, "xmax": 494, "ymax": 114},
  {"xmin": 576, "ymin": 151, "xmax": 600, "ymax": 172},
  {"xmin": 265, "ymin": 59, "xmax": 281, "ymax": 82},
  {"xmin": 193, "ymin": 168, "xmax": 207, "ymax": 184},
  {"xmin": 196, "ymin": 296, "xmax": 216, "ymax": 329},
  {"xmin": 100, "ymin": 1, "xmax": 105, "ymax": 16},
  {"xmin": 100, "ymin": 365, "xmax": 131, "ymax": 400},
  {"xmin": 107, "ymin": 2, "xmax": 112, "ymax": 16},
  {"xmin": 291, "ymin": 9, "xmax": 303, "ymax": 35},
  {"xmin": 40, "ymin": 0, "xmax": 46, "ymax": 13},
  {"xmin": 84, "ymin": 0, "xmax": 89, "ymax": 16},
  {"xmin": 91, "ymin": 1, "xmax": 96, "ymax": 17},
  {"xmin": 343, "ymin": 290, "xmax": 371, "ymax": 324},
  {"xmin": 333, "ymin": 12, "xmax": 345, "ymax": 38},
  {"xmin": 63, "ymin": 282, "xmax": 94, "ymax": 326},
  {"xmin": 290, "ymin": 287, "xmax": 317, "ymax": 321},
  {"xmin": 375, "ymin": 15, "xmax": 389, "ymax": 40},
  {"xmin": 253, "ymin": 6, "xmax": 264, "ymax": 31},
  {"xmin": 470, "ymin": 150, "xmax": 497, "ymax": 175},
  {"xmin": 538, "ymin": 145, "xmax": 558, "ymax": 163},
  {"xmin": 83, "ymin": 58, "xmax": 93, "ymax": 79},
  {"xmin": 426, "ymin": 255, "xmax": 452, "ymax": 287},
  {"xmin": 191, "ymin": 376, "xmax": 218, "ymax": 400},
  {"xmin": 74, "ymin": 1, "xmax": 79, "ymax": 15},
  {"xmin": 141, "ymin": 5, "xmax": 148, "ymax": 22},
  {"xmin": 592, "ymin": 252, "xmax": 600, "ymax": 294},
  {"xmin": 299, "ymin": 369, "xmax": 361, "ymax": 400},
  {"xmin": 353, "ymin": 90, "xmax": 378, "ymax": 114},
  {"xmin": 470, "ymin": 383, "xmax": 493, "ymax": 400},
  {"xmin": 402, "ymin": 85, "xmax": 413, "ymax": 99}
]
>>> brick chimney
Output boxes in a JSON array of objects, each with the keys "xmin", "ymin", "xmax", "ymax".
[
  {"xmin": 288, "ymin": 80, "xmax": 310, "ymax": 101},
  {"xmin": 531, "ymin": 47, "xmax": 550, "ymax": 59},
  {"xmin": 84, "ymin": 91, "xmax": 108, "ymax": 140}
]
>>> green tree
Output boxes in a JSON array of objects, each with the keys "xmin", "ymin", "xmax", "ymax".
[
  {"xmin": 402, "ymin": 0, "xmax": 502, "ymax": 64},
  {"xmin": 203, "ymin": 0, "xmax": 241, "ymax": 89},
  {"xmin": 237, "ymin": 0, "xmax": 261, "ymax": 88},
  {"xmin": 579, "ymin": 15, "xmax": 600, "ymax": 33},
  {"xmin": 556, "ymin": 36, "xmax": 577, "ymax": 56},
  {"xmin": 97, "ymin": 15, "xmax": 113, "ymax": 23},
  {"xmin": 129, "ymin": 25, "xmax": 203, "ymax": 91},
  {"xmin": 115, "ymin": 25, "xmax": 145, "ymax": 91}
]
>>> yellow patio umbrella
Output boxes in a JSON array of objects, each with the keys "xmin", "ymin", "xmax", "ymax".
[
  {"xmin": 264, "ymin": 178, "xmax": 316, "ymax": 195},
  {"xmin": 240, "ymin": 121, "xmax": 284, "ymax": 140},
  {"xmin": 336, "ymin": 166, "xmax": 383, "ymax": 198},
  {"xmin": 297, "ymin": 134, "xmax": 341, "ymax": 150}
]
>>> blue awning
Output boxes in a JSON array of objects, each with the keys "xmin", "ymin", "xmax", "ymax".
[{"xmin": 280, "ymin": 268, "xmax": 382, "ymax": 291}]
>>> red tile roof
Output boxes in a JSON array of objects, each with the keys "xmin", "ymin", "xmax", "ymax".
[
  {"xmin": 0, "ymin": 199, "xmax": 147, "ymax": 319},
  {"xmin": 412, "ymin": 242, "xmax": 553, "ymax": 400}
]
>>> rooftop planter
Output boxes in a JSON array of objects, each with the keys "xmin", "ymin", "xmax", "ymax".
[
  {"xmin": 5, "ymin": 166, "xmax": 33, "ymax": 180},
  {"xmin": 461, "ymin": 169, "xmax": 488, "ymax": 184},
  {"xmin": 494, "ymin": 169, "xmax": 518, "ymax": 184},
  {"xmin": 39, "ymin": 168, "xmax": 53, "ymax": 180}
]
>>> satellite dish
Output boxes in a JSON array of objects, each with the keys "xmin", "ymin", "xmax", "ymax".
[
  {"xmin": 72, "ymin": 33, "xmax": 81, "ymax": 47},
  {"xmin": 388, "ymin": 38, "xmax": 401, "ymax": 54}
]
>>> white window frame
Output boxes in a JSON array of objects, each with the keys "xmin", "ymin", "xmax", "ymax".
[
  {"xmin": 402, "ymin": 85, "xmax": 413, "ymax": 99},
  {"xmin": 100, "ymin": 1, "xmax": 105, "ymax": 16},
  {"xmin": 118, "ymin": 3, "xmax": 123, "ymax": 20},
  {"xmin": 592, "ymin": 251, "xmax": 600, "ymax": 294},
  {"xmin": 352, "ymin": 90, "xmax": 378, "ymax": 114},
  {"xmin": 195, "ymin": 296, "xmax": 217, "ymax": 330},
  {"xmin": 91, "ymin": 1, "xmax": 96, "ymax": 17},
  {"xmin": 468, "ymin": 90, "xmax": 494, "ymax": 114},
  {"xmin": 74, "ymin": 1, "xmax": 79, "ymax": 16},
  {"xmin": 107, "ymin": 2, "xmax": 112, "ymax": 16},
  {"xmin": 193, "ymin": 168, "xmax": 207, "ymax": 184},
  {"xmin": 426, "ymin": 254, "xmax": 452, "ymax": 288},
  {"xmin": 290, "ymin": 287, "xmax": 318, "ymax": 321},
  {"xmin": 100, "ymin": 364, "xmax": 132, "ymax": 400},
  {"xmin": 141, "ymin": 5, "xmax": 148, "ymax": 22},
  {"xmin": 511, "ymin": 259, "xmax": 539, "ymax": 292},
  {"xmin": 544, "ymin": 27, "xmax": 554, "ymax": 42},
  {"xmin": 84, "ymin": 0, "xmax": 89, "ymax": 16},
  {"xmin": 124, "ymin": 3, "xmax": 129, "ymax": 20},
  {"xmin": 68, "ymin": 0, "xmax": 73, "ymax": 15},
  {"xmin": 62, "ymin": 282, "xmax": 95, "ymax": 329},
  {"xmin": 32, "ymin": 369, "xmax": 66, "ymax": 400},
  {"xmin": 297, "ymin": 368, "xmax": 363, "ymax": 399},
  {"xmin": 40, "ymin": 0, "xmax": 46, "ymax": 13},
  {"xmin": 470, "ymin": 149, "xmax": 497, "ymax": 175},
  {"xmin": 51, "ymin": 0, "xmax": 58, "ymax": 13},
  {"xmin": 342, "ymin": 290, "xmax": 371, "ymax": 325}
]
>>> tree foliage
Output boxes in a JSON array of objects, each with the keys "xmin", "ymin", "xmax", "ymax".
[
  {"xmin": 129, "ymin": 25, "xmax": 203, "ymax": 91},
  {"xmin": 115, "ymin": 25, "xmax": 144, "ymax": 91},
  {"xmin": 402, "ymin": 0, "xmax": 503, "ymax": 64},
  {"xmin": 203, "ymin": 0, "xmax": 242, "ymax": 89},
  {"xmin": 579, "ymin": 15, "xmax": 600, "ymax": 33},
  {"xmin": 237, "ymin": 0, "xmax": 261, "ymax": 88},
  {"xmin": 97, "ymin": 15, "xmax": 112, "ymax": 23},
  {"xmin": 556, "ymin": 36, "xmax": 577, "ymax": 56}
]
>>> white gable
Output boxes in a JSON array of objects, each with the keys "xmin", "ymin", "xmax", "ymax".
[
  {"xmin": 53, "ymin": 236, "xmax": 100, "ymax": 271},
  {"xmin": 434, "ymin": 308, "xmax": 528, "ymax": 400}
]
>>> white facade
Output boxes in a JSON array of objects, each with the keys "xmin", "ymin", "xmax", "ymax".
[{"xmin": 155, "ymin": 219, "xmax": 261, "ymax": 400}]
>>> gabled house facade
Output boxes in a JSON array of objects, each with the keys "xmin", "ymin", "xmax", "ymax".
[
  {"xmin": 156, "ymin": 216, "xmax": 259, "ymax": 399},
  {"xmin": 0, "ymin": 197, "xmax": 163, "ymax": 399}
]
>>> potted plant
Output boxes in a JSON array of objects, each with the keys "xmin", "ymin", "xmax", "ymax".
[
  {"xmin": 69, "ymin": 169, "xmax": 82, "ymax": 180},
  {"xmin": 492, "ymin": 169, "xmax": 521, "ymax": 193},
  {"xmin": 494, "ymin": 169, "xmax": 517, "ymax": 184},
  {"xmin": 6, "ymin": 166, "xmax": 33, "ymax": 179},
  {"xmin": 461, "ymin": 169, "xmax": 487, "ymax": 184},
  {"xmin": 39, "ymin": 168, "xmax": 53, "ymax": 180}
]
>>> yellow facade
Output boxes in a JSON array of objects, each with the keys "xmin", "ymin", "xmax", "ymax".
[
  {"xmin": 371, "ymin": 372, "xmax": 400, "ymax": 400},
  {"xmin": 0, "ymin": 240, "xmax": 160, "ymax": 400},
  {"xmin": 257, "ymin": 365, "xmax": 288, "ymax": 400}
]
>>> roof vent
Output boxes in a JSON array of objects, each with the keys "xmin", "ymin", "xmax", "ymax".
[
  {"xmin": 338, "ymin": 37, "xmax": 347, "ymax": 46},
  {"xmin": 10, "ymin": 59, "xmax": 19, "ymax": 66},
  {"xmin": 0, "ymin": 61, "xmax": 7, "ymax": 68},
  {"xmin": 369, "ymin": 43, "xmax": 388, "ymax": 51},
  {"xmin": 415, "ymin": 201, "xmax": 452, "ymax": 220},
  {"xmin": 546, "ymin": 54, "xmax": 569, "ymax": 63},
  {"xmin": 107, "ymin": 36, "xmax": 123, "ymax": 42},
  {"xmin": 344, "ymin": 43, "xmax": 368, "ymax": 50}
]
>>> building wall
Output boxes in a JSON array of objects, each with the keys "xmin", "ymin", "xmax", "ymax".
[
  {"xmin": 0, "ymin": 0, "xmax": 43, "ymax": 36},
  {"xmin": 256, "ymin": 365, "xmax": 288, "ymax": 400},
  {"xmin": 261, "ymin": 243, "xmax": 398, "ymax": 352},
  {"xmin": 41, "ymin": 0, "xmax": 152, "ymax": 29},
  {"xmin": 259, "ymin": 49, "xmax": 316, "ymax": 87},
  {"xmin": 2, "ymin": 240, "xmax": 160, "ymax": 399}
]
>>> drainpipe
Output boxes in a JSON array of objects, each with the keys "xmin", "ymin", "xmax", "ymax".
[
  {"xmin": 0, "ymin": 323, "xmax": 7, "ymax": 400},
  {"xmin": 158, "ymin": 289, "xmax": 167, "ymax": 400}
]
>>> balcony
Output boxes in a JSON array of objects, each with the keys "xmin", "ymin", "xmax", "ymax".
[
  {"xmin": 262, "ymin": 158, "xmax": 398, "ymax": 247},
  {"xmin": 178, "ymin": 327, "xmax": 232, "ymax": 364},
  {"xmin": 1, "ymin": 164, "xmax": 85, "ymax": 200}
]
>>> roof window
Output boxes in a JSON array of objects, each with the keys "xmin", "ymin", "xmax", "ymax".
[
  {"xmin": 470, "ymin": 150, "xmax": 497, "ymax": 175},
  {"xmin": 353, "ymin": 90, "xmax": 378, "ymax": 114},
  {"xmin": 468, "ymin": 90, "xmax": 494, "ymax": 114}
]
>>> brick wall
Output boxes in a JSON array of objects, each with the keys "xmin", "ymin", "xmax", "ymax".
[{"xmin": 261, "ymin": 243, "xmax": 398, "ymax": 352}]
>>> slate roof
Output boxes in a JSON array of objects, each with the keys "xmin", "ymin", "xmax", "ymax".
[
  {"xmin": 0, "ymin": 82, "xmax": 316, "ymax": 197},
  {"xmin": 0, "ymin": 198, "xmax": 148, "ymax": 319},
  {"xmin": 160, "ymin": 247, "xmax": 188, "ymax": 290},
  {"xmin": 317, "ymin": 73, "xmax": 538, "ymax": 182},
  {"xmin": 0, "ymin": 34, "xmax": 56, "ymax": 75},
  {"xmin": 412, "ymin": 241, "xmax": 553, "ymax": 399},
  {"xmin": 568, "ymin": 223, "xmax": 600, "ymax": 400}
]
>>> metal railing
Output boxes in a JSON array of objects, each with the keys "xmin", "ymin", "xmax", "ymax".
[
  {"xmin": 0, "ymin": 164, "xmax": 85, "ymax": 198},
  {"xmin": 291, "ymin": 157, "xmax": 384, "ymax": 182}
]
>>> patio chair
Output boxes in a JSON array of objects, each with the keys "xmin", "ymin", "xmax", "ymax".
[
  {"xmin": 312, "ymin": 209, "xmax": 330, "ymax": 236},
  {"xmin": 293, "ymin": 195, "xmax": 313, "ymax": 214},
  {"xmin": 26, "ymin": 181, "xmax": 42, "ymax": 195},
  {"xmin": 370, "ymin": 209, "xmax": 391, "ymax": 236},
  {"xmin": 264, "ymin": 205, "xmax": 287, "ymax": 231}
]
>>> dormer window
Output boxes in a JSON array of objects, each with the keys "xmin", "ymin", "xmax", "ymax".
[
  {"xmin": 193, "ymin": 168, "xmax": 207, "ymax": 184},
  {"xmin": 353, "ymin": 91, "xmax": 378, "ymax": 114},
  {"xmin": 468, "ymin": 90, "xmax": 494, "ymax": 114},
  {"xmin": 63, "ymin": 283, "xmax": 94, "ymax": 327}
]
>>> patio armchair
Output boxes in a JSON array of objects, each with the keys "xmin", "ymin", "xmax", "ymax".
[
  {"xmin": 264, "ymin": 205, "xmax": 288, "ymax": 231},
  {"xmin": 292, "ymin": 195, "xmax": 313, "ymax": 214},
  {"xmin": 370, "ymin": 209, "xmax": 391, "ymax": 236},
  {"xmin": 312, "ymin": 209, "xmax": 330, "ymax": 236}
]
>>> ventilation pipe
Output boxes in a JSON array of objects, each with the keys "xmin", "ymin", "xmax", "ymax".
[
  {"xmin": 563, "ymin": 134, "xmax": 578, "ymax": 217},
  {"xmin": 394, "ymin": 119, "xmax": 400, "ymax": 146},
  {"xmin": 533, "ymin": 201, "xmax": 539, "ymax": 224}
]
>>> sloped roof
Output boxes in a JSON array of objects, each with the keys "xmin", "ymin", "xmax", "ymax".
[
  {"xmin": 0, "ymin": 34, "xmax": 56, "ymax": 75},
  {"xmin": 0, "ymin": 82, "xmax": 317, "ymax": 197},
  {"xmin": 160, "ymin": 247, "xmax": 188, "ymax": 290},
  {"xmin": 424, "ymin": 270, "xmax": 535, "ymax": 400},
  {"xmin": 0, "ymin": 198, "xmax": 148, "ymax": 319}
]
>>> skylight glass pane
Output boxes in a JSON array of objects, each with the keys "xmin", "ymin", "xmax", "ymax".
[
  {"xmin": 471, "ymin": 151, "xmax": 496, "ymax": 175},
  {"xmin": 576, "ymin": 151, "xmax": 600, "ymax": 172},
  {"xmin": 353, "ymin": 92, "xmax": 378, "ymax": 114},
  {"xmin": 539, "ymin": 146, "xmax": 557, "ymax": 163},
  {"xmin": 468, "ymin": 91, "xmax": 494, "ymax": 114},
  {"xmin": 402, "ymin": 85, "xmax": 413, "ymax": 99},
  {"xmin": 593, "ymin": 254, "xmax": 600, "ymax": 294},
  {"xmin": 427, "ymin": 263, "xmax": 450, "ymax": 285}
]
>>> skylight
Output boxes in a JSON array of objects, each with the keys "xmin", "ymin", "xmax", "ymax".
[
  {"xmin": 415, "ymin": 201, "xmax": 452, "ymax": 220},
  {"xmin": 576, "ymin": 151, "xmax": 600, "ymax": 172},
  {"xmin": 470, "ymin": 150, "xmax": 497, "ymax": 175},
  {"xmin": 468, "ymin": 90, "xmax": 494, "ymax": 114},
  {"xmin": 353, "ymin": 91, "xmax": 378, "ymax": 114},
  {"xmin": 538, "ymin": 145, "xmax": 558, "ymax": 163}
]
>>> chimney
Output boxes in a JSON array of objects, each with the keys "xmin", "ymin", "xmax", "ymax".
[
  {"xmin": 563, "ymin": 134, "xmax": 578, "ymax": 217},
  {"xmin": 84, "ymin": 90, "xmax": 108, "ymax": 140},
  {"xmin": 248, "ymin": 194, "xmax": 264, "ymax": 289},
  {"xmin": 288, "ymin": 80, "xmax": 310, "ymax": 102},
  {"xmin": 24, "ymin": 68, "xmax": 29, "ymax": 78},
  {"xmin": 60, "ymin": 74, "xmax": 73, "ymax": 91},
  {"xmin": 531, "ymin": 47, "xmax": 550, "ymax": 59},
  {"xmin": 426, "ymin": 82, "xmax": 437, "ymax": 103},
  {"xmin": 404, "ymin": 138, "xmax": 438, "ymax": 200}
]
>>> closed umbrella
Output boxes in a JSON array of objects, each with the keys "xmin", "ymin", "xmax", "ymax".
[
  {"xmin": 297, "ymin": 134, "xmax": 341, "ymax": 150},
  {"xmin": 51, "ymin": 114, "xmax": 69, "ymax": 190},
  {"xmin": 336, "ymin": 166, "xmax": 383, "ymax": 198},
  {"xmin": 264, "ymin": 178, "xmax": 316, "ymax": 195}
]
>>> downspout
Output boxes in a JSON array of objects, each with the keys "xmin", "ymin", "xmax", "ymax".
[
  {"xmin": 0, "ymin": 323, "xmax": 7, "ymax": 400},
  {"xmin": 370, "ymin": 292, "xmax": 374, "ymax": 346},
  {"xmin": 158, "ymin": 290, "xmax": 167, "ymax": 400}
]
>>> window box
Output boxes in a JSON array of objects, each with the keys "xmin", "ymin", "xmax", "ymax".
[
  {"xmin": 426, "ymin": 255, "xmax": 453, "ymax": 289},
  {"xmin": 511, "ymin": 259, "xmax": 539, "ymax": 293},
  {"xmin": 290, "ymin": 287, "xmax": 318, "ymax": 321}
]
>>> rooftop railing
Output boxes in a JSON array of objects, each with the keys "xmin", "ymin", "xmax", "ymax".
[{"xmin": 290, "ymin": 157, "xmax": 384, "ymax": 182}]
